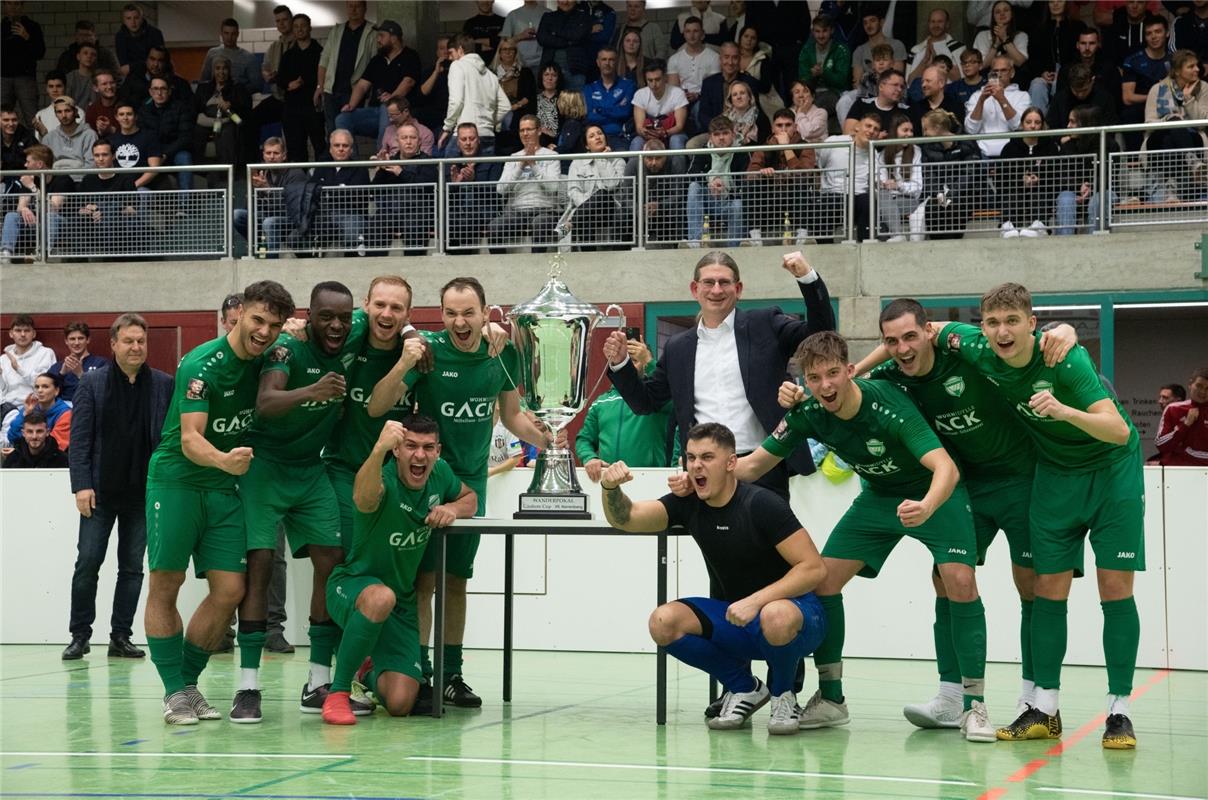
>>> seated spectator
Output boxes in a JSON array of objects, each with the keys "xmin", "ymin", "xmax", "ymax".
[
  {"xmin": 138, "ymin": 76, "xmax": 193, "ymax": 190},
  {"xmin": 445, "ymin": 122, "xmax": 504, "ymax": 252},
  {"xmin": 192, "ymin": 57, "xmax": 253, "ymax": 181},
  {"xmin": 65, "ymin": 42, "xmax": 100, "ymax": 108},
  {"xmin": 118, "ymin": 45, "xmax": 193, "ymax": 108},
  {"xmin": 668, "ymin": 16, "xmax": 721, "ymax": 130},
  {"xmin": 6, "ymin": 372, "xmax": 71, "ymax": 451},
  {"xmin": 851, "ymin": 7, "xmax": 907, "ymax": 86},
  {"xmin": 32, "ymin": 72, "xmax": 69, "ymax": 142},
  {"xmin": 277, "ymin": 13, "xmax": 326, "ymax": 163},
  {"xmin": 553, "ymin": 89, "xmax": 587, "ymax": 156},
  {"xmin": 538, "ymin": 0, "xmax": 594, "ymax": 91},
  {"xmin": 234, "ymin": 137, "xmax": 305, "ymax": 257},
  {"xmin": 199, "ymin": 18, "xmax": 262, "ymax": 90},
  {"xmin": 0, "ymin": 314, "xmax": 57, "ymax": 437},
  {"xmin": 698, "ymin": 42, "xmax": 759, "ymax": 136},
  {"xmin": 56, "ymin": 19, "xmax": 119, "ymax": 77},
  {"xmin": 736, "ymin": 25, "xmax": 782, "ymax": 120},
  {"xmin": 312, "ymin": 129, "xmax": 371, "ymax": 256},
  {"xmin": 337, "ymin": 20, "xmax": 421, "ymax": 149},
  {"xmin": 1, "ymin": 146, "xmax": 74, "ymax": 262},
  {"xmin": 370, "ymin": 122, "xmax": 437, "ymax": 254},
  {"xmin": 618, "ymin": 27, "xmax": 648, "ymax": 88},
  {"xmin": 746, "ymin": 108, "xmax": 816, "ymax": 242},
  {"xmin": 629, "ymin": 59, "xmax": 689, "ymax": 153},
  {"xmin": 685, "ymin": 116, "xmax": 749, "ymax": 247},
  {"xmin": 790, "ymin": 80, "xmax": 829, "ymax": 142},
  {"xmin": 565, "ymin": 124, "xmax": 627, "ymax": 249},
  {"xmin": 379, "ymin": 97, "xmax": 434, "ymax": 158},
  {"xmin": 997, "ymin": 106, "xmax": 1059, "ymax": 238},
  {"xmin": 1171, "ymin": 1, "xmax": 1208, "ymax": 71},
  {"xmin": 910, "ymin": 65, "xmax": 965, "ymax": 132},
  {"xmin": 489, "ymin": 114, "xmax": 561, "ymax": 251},
  {"xmin": 464, "ymin": 0, "xmax": 505, "ymax": 66},
  {"xmin": 493, "ymin": 38, "xmax": 537, "ymax": 151},
  {"xmin": 671, "ymin": 1, "xmax": 727, "ymax": 50},
  {"xmin": 43, "ymin": 97, "xmax": 96, "ymax": 171},
  {"xmin": 1046, "ymin": 62, "xmax": 1119, "ymax": 129},
  {"xmin": 48, "ymin": 322, "xmax": 105, "ymax": 402},
  {"xmin": 1055, "ymin": 105, "xmax": 1116, "ymax": 235},
  {"xmin": 439, "ymin": 34, "xmax": 511, "ymax": 157},
  {"xmin": 114, "ymin": 2, "xmax": 165, "ymax": 80},
  {"xmin": 1106, "ymin": 0, "xmax": 1152, "ymax": 64},
  {"xmin": 965, "ymin": 56, "xmax": 1031, "ymax": 156},
  {"xmin": 535, "ymin": 63, "xmax": 566, "ymax": 149},
  {"xmin": 1155, "ymin": 367, "xmax": 1208, "ymax": 466},
  {"xmin": 500, "ymin": 0, "xmax": 546, "ymax": 77},
  {"xmin": 906, "ymin": 9, "xmax": 967, "ymax": 89},
  {"xmin": 838, "ymin": 43, "xmax": 896, "ymax": 128},
  {"xmin": 0, "ymin": 104, "xmax": 35, "ymax": 172},
  {"xmin": 84, "ymin": 70, "xmax": 119, "ymax": 137},
  {"xmin": 583, "ymin": 47, "xmax": 635, "ymax": 152},
  {"xmin": 875, "ymin": 112, "xmax": 924, "ymax": 241},
  {"xmin": 725, "ymin": 80, "xmax": 770, "ymax": 145},
  {"xmin": 611, "ymin": 0, "xmax": 668, "ymax": 61},
  {"xmin": 798, "ymin": 15, "xmax": 852, "ymax": 130},
  {"xmin": 109, "ymin": 102, "xmax": 162, "ymax": 189},
  {"xmin": 1143, "ymin": 49, "xmax": 1208, "ymax": 199},
  {"xmin": 948, "ymin": 47, "xmax": 988, "ymax": 109},
  {"xmin": 1059, "ymin": 28, "xmax": 1123, "ymax": 112},
  {"xmin": 70, "ymin": 139, "xmax": 150, "ymax": 256},
  {"xmin": 919, "ymin": 109, "xmax": 982, "ymax": 239},
  {"xmin": 972, "ymin": 1, "xmax": 1029, "ymax": 69},
  {"xmin": 1121, "ymin": 15, "xmax": 1172, "ymax": 139},
  {"xmin": 626, "ymin": 138, "xmax": 685, "ymax": 244},
  {"xmin": 815, "ymin": 112, "xmax": 879, "ymax": 241},
  {"xmin": 1, "ymin": 409, "xmax": 67, "ymax": 468},
  {"xmin": 845, "ymin": 68, "xmax": 907, "ymax": 136}
]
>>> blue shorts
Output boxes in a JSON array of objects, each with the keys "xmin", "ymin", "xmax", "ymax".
[{"xmin": 678, "ymin": 593, "xmax": 827, "ymax": 661}]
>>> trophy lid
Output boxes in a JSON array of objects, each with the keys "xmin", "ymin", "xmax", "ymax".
[{"xmin": 507, "ymin": 255, "xmax": 603, "ymax": 322}]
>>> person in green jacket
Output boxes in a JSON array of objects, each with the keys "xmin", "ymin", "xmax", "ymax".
[
  {"xmin": 577, "ymin": 338, "xmax": 675, "ymax": 481},
  {"xmin": 797, "ymin": 14, "xmax": 851, "ymax": 130}
]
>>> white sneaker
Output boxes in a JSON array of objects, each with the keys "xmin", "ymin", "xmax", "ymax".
[
  {"xmin": 1029, "ymin": 220, "xmax": 1049, "ymax": 236},
  {"xmin": 749, "ymin": 227, "xmax": 762, "ymax": 241},
  {"xmin": 797, "ymin": 689, "xmax": 850, "ymax": 729},
  {"xmin": 886, "ymin": 235, "xmax": 906, "ymax": 242},
  {"xmin": 1001, "ymin": 221, "xmax": 1020, "ymax": 239},
  {"xmin": 766, "ymin": 691, "xmax": 800, "ymax": 735},
  {"xmin": 795, "ymin": 227, "xmax": 810, "ymax": 245},
  {"xmin": 1019, "ymin": 226, "xmax": 1039, "ymax": 238},
  {"xmin": 903, "ymin": 693, "xmax": 963, "ymax": 729},
  {"xmin": 706, "ymin": 678, "xmax": 770, "ymax": 730},
  {"xmin": 163, "ymin": 691, "xmax": 199, "ymax": 725},
  {"xmin": 960, "ymin": 699, "xmax": 996, "ymax": 743},
  {"xmin": 0, "ymin": 249, "xmax": 11, "ymax": 264}
]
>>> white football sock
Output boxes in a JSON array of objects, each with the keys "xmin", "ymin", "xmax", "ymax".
[
  {"xmin": 240, "ymin": 668, "xmax": 259, "ymax": 691},
  {"xmin": 1034, "ymin": 687, "xmax": 1059, "ymax": 716},
  {"xmin": 1107, "ymin": 693, "xmax": 1130, "ymax": 717},
  {"xmin": 308, "ymin": 664, "xmax": 331, "ymax": 691}
]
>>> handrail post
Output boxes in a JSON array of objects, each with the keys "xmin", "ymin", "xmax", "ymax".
[
  {"xmin": 435, "ymin": 166, "xmax": 446, "ymax": 255},
  {"xmin": 635, "ymin": 153, "xmax": 645, "ymax": 249},
  {"xmin": 867, "ymin": 139, "xmax": 878, "ymax": 243},
  {"xmin": 37, "ymin": 173, "xmax": 47, "ymax": 262},
  {"xmin": 844, "ymin": 140, "xmax": 856, "ymax": 242},
  {"xmin": 226, "ymin": 164, "xmax": 234, "ymax": 257},
  {"xmin": 245, "ymin": 163, "xmax": 254, "ymax": 259},
  {"xmin": 1096, "ymin": 129, "xmax": 1109, "ymax": 234}
]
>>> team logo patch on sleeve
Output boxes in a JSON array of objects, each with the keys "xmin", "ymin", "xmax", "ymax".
[
  {"xmin": 186, "ymin": 378, "xmax": 209, "ymax": 400},
  {"xmin": 269, "ymin": 345, "xmax": 291, "ymax": 364},
  {"xmin": 772, "ymin": 418, "xmax": 791, "ymax": 441},
  {"xmin": 946, "ymin": 332, "xmax": 962, "ymax": 351}
]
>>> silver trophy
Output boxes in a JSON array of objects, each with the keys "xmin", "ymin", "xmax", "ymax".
[{"xmin": 507, "ymin": 255, "xmax": 624, "ymax": 519}]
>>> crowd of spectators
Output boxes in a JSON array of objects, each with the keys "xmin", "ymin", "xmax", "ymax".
[{"xmin": 2, "ymin": 0, "xmax": 1208, "ymax": 257}]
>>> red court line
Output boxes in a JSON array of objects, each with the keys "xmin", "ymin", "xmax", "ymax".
[{"xmin": 975, "ymin": 669, "xmax": 1172, "ymax": 800}]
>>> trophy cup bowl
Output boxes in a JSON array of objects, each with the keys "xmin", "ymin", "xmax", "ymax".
[{"xmin": 507, "ymin": 273, "xmax": 624, "ymax": 519}]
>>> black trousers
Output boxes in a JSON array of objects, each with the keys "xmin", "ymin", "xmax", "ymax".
[{"xmin": 69, "ymin": 494, "xmax": 146, "ymax": 639}]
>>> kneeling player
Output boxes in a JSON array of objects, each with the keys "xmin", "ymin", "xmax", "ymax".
[
  {"xmin": 600, "ymin": 423, "xmax": 828, "ymax": 734},
  {"xmin": 322, "ymin": 417, "xmax": 477, "ymax": 724}
]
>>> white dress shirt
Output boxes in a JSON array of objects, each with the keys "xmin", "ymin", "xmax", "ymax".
[{"xmin": 693, "ymin": 309, "xmax": 766, "ymax": 452}]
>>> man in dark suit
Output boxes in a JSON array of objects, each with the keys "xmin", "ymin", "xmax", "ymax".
[
  {"xmin": 63, "ymin": 313, "xmax": 173, "ymax": 661},
  {"xmin": 603, "ymin": 249, "xmax": 834, "ymax": 498}
]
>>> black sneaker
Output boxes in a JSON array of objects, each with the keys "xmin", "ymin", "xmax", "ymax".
[
  {"xmin": 443, "ymin": 674, "xmax": 482, "ymax": 708},
  {"xmin": 230, "ymin": 689, "xmax": 263, "ymax": 724},
  {"xmin": 996, "ymin": 706, "xmax": 1062, "ymax": 741},
  {"xmin": 412, "ymin": 681, "xmax": 434, "ymax": 715},
  {"xmin": 1103, "ymin": 713, "xmax": 1137, "ymax": 749},
  {"xmin": 300, "ymin": 682, "xmax": 329, "ymax": 713}
]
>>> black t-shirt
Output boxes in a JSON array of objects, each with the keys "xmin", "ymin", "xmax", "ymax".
[
  {"xmin": 659, "ymin": 482, "xmax": 801, "ymax": 601},
  {"xmin": 361, "ymin": 47, "xmax": 422, "ymax": 105},
  {"xmin": 109, "ymin": 129, "xmax": 161, "ymax": 168},
  {"xmin": 463, "ymin": 12, "xmax": 505, "ymax": 64},
  {"xmin": 846, "ymin": 98, "xmax": 905, "ymax": 135},
  {"xmin": 333, "ymin": 22, "xmax": 367, "ymax": 97},
  {"xmin": 81, "ymin": 172, "xmax": 138, "ymax": 193}
]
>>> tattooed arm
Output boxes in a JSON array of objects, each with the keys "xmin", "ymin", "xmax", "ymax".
[{"xmin": 599, "ymin": 461, "xmax": 670, "ymax": 533}]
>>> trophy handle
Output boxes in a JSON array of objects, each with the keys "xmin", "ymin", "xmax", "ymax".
[{"xmin": 603, "ymin": 303, "xmax": 626, "ymax": 331}]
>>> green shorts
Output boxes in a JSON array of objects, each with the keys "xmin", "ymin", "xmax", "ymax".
[
  {"xmin": 327, "ymin": 463, "xmax": 356, "ymax": 542},
  {"xmin": 823, "ymin": 486, "xmax": 978, "ymax": 578},
  {"xmin": 327, "ymin": 574, "xmax": 422, "ymax": 682},
  {"xmin": 146, "ymin": 484, "xmax": 246, "ymax": 577},
  {"xmin": 967, "ymin": 474, "xmax": 1033, "ymax": 568},
  {"xmin": 418, "ymin": 473, "xmax": 482, "ymax": 579},
  {"xmin": 241, "ymin": 458, "xmax": 341, "ymax": 556},
  {"xmin": 1029, "ymin": 447, "xmax": 1146, "ymax": 575}
]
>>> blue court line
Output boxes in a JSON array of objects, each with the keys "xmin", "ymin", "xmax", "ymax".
[
  {"xmin": 2, "ymin": 793, "xmax": 424, "ymax": 799},
  {"xmin": 6, "ymin": 763, "xmax": 37, "ymax": 770},
  {"xmin": 120, "ymin": 739, "xmax": 147, "ymax": 746}
]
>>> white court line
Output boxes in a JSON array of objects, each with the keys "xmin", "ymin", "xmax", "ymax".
[
  {"xmin": 1037, "ymin": 788, "xmax": 1205, "ymax": 800},
  {"xmin": 1, "ymin": 751, "xmax": 351, "ymax": 760},
  {"xmin": 406, "ymin": 756, "xmax": 976, "ymax": 787}
]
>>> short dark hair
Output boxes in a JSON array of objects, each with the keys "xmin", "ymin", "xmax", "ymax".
[
  {"xmin": 1192, "ymin": 367, "xmax": 1208, "ymax": 382},
  {"xmin": 293, "ymin": 12, "xmax": 310, "ymax": 26},
  {"xmin": 310, "ymin": 280, "xmax": 353, "ymax": 309},
  {"xmin": 221, "ymin": 17, "xmax": 239, "ymax": 29},
  {"xmin": 0, "ymin": 103, "xmax": 16, "ymax": 115},
  {"xmin": 110, "ymin": 312, "xmax": 147, "ymax": 340},
  {"xmin": 1078, "ymin": 26, "xmax": 1100, "ymax": 40},
  {"xmin": 682, "ymin": 15, "xmax": 703, "ymax": 29},
  {"xmin": 441, "ymin": 276, "xmax": 486, "ymax": 307},
  {"xmin": 64, "ymin": 321, "xmax": 91, "ymax": 338},
  {"xmin": 122, "ymin": 3, "xmax": 141, "ymax": 14},
  {"xmin": 708, "ymin": 115, "xmax": 734, "ymax": 133},
  {"xmin": 38, "ymin": 371, "xmax": 64, "ymax": 392},
  {"xmin": 1161, "ymin": 383, "xmax": 1187, "ymax": 400},
  {"xmin": 10, "ymin": 314, "xmax": 35, "ymax": 330},
  {"xmin": 643, "ymin": 58, "xmax": 667, "ymax": 76},
  {"xmin": 401, "ymin": 413, "xmax": 440, "ymax": 439},
  {"xmin": 456, "ymin": 121, "xmax": 479, "ymax": 134},
  {"xmin": 934, "ymin": 53, "xmax": 953, "ymax": 70},
  {"xmin": 450, "ymin": 33, "xmax": 477, "ymax": 53},
  {"xmin": 220, "ymin": 293, "xmax": 243, "ymax": 315},
  {"xmin": 1143, "ymin": 13, "xmax": 1168, "ymax": 31},
  {"xmin": 693, "ymin": 251, "xmax": 740, "ymax": 282},
  {"xmin": 23, "ymin": 409, "xmax": 48, "ymax": 428},
  {"xmin": 878, "ymin": 68, "xmax": 905, "ymax": 84},
  {"xmin": 46, "ymin": 70, "xmax": 67, "ymax": 84},
  {"xmin": 517, "ymin": 113, "xmax": 539, "ymax": 129},
  {"xmin": 597, "ymin": 46, "xmax": 618, "ymax": 58},
  {"xmin": 812, "ymin": 14, "xmax": 834, "ymax": 31},
  {"xmin": 879, "ymin": 298, "xmax": 928, "ymax": 332},
  {"xmin": 75, "ymin": 20, "xmax": 96, "ymax": 31},
  {"xmin": 92, "ymin": 139, "xmax": 113, "ymax": 154},
  {"xmin": 687, "ymin": 422, "xmax": 736, "ymax": 453},
  {"xmin": 273, "ymin": 4, "xmax": 292, "ymax": 16},
  {"xmin": 772, "ymin": 108, "xmax": 795, "ymax": 123},
  {"xmin": 794, "ymin": 331, "xmax": 849, "ymax": 373},
  {"xmin": 241, "ymin": 280, "xmax": 295, "ymax": 321}
]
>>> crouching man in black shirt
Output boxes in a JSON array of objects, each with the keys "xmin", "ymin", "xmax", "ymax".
[{"xmin": 600, "ymin": 421, "xmax": 828, "ymax": 734}]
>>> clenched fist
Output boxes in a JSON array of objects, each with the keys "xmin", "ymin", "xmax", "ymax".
[{"xmin": 599, "ymin": 460, "xmax": 633, "ymax": 490}]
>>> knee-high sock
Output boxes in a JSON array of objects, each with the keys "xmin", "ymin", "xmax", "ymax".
[
  {"xmin": 665, "ymin": 634, "xmax": 756, "ymax": 694},
  {"xmin": 331, "ymin": 610, "xmax": 384, "ymax": 693},
  {"xmin": 813, "ymin": 594, "xmax": 844, "ymax": 702},
  {"xmin": 948, "ymin": 597, "xmax": 986, "ymax": 709},
  {"xmin": 756, "ymin": 632, "xmax": 809, "ymax": 696},
  {"xmin": 180, "ymin": 638, "xmax": 211, "ymax": 688},
  {"xmin": 933, "ymin": 597, "xmax": 961, "ymax": 684},
  {"xmin": 148, "ymin": 632, "xmax": 185, "ymax": 696},
  {"xmin": 237, "ymin": 620, "xmax": 266, "ymax": 671},
  {"xmin": 443, "ymin": 644, "xmax": 463, "ymax": 678},
  {"xmin": 1020, "ymin": 599, "xmax": 1034, "ymax": 682},
  {"xmin": 1031, "ymin": 597, "xmax": 1068, "ymax": 691},
  {"xmin": 1101, "ymin": 596, "xmax": 1139, "ymax": 697}
]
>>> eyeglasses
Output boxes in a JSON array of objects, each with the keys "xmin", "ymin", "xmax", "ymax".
[{"xmin": 697, "ymin": 278, "xmax": 735, "ymax": 289}]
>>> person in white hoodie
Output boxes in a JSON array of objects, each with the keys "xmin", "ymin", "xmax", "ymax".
[
  {"xmin": 438, "ymin": 34, "xmax": 511, "ymax": 158},
  {"xmin": 1, "ymin": 313, "xmax": 57, "ymax": 445},
  {"xmin": 565, "ymin": 125, "xmax": 627, "ymax": 249}
]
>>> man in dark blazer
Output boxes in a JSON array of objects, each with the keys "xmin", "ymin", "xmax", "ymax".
[
  {"xmin": 64, "ymin": 313, "xmax": 173, "ymax": 661},
  {"xmin": 603, "ymin": 249, "xmax": 834, "ymax": 498}
]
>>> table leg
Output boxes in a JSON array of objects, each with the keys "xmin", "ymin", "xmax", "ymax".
[
  {"xmin": 503, "ymin": 531, "xmax": 514, "ymax": 703},
  {"xmin": 657, "ymin": 532, "xmax": 667, "ymax": 726},
  {"xmin": 431, "ymin": 530, "xmax": 447, "ymax": 719},
  {"xmin": 709, "ymin": 678, "xmax": 718, "ymax": 703}
]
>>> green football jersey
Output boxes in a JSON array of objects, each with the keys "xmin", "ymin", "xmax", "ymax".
[
  {"xmin": 149, "ymin": 336, "xmax": 263, "ymax": 490},
  {"xmin": 403, "ymin": 331, "xmax": 521, "ymax": 493},
  {"xmin": 940, "ymin": 322, "xmax": 1140, "ymax": 471},
  {"xmin": 868, "ymin": 346, "xmax": 1035, "ymax": 480},
  {"xmin": 323, "ymin": 324, "xmax": 412, "ymax": 473},
  {"xmin": 764, "ymin": 378, "xmax": 943, "ymax": 496},
  {"xmin": 329, "ymin": 459, "xmax": 462, "ymax": 605}
]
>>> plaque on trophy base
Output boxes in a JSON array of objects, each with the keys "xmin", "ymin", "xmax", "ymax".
[{"xmin": 515, "ymin": 448, "xmax": 591, "ymax": 519}]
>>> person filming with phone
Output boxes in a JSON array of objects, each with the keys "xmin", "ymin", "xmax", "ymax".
[{"xmin": 964, "ymin": 55, "xmax": 1029, "ymax": 156}]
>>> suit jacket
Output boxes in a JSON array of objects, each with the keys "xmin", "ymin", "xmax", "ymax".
[
  {"xmin": 607, "ymin": 275, "xmax": 834, "ymax": 476},
  {"xmin": 68, "ymin": 363, "xmax": 173, "ymax": 496}
]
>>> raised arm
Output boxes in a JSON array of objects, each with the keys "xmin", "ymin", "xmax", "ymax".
[
  {"xmin": 1029, "ymin": 394, "xmax": 1132, "ymax": 445},
  {"xmin": 734, "ymin": 445, "xmax": 783, "ymax": 483},
  {"xmin": 773, "ymin": 251, "xmax": 835, "ymax": 353},
  {"xmin": 366, "ymin": 337, "xmax": 425, "ymax": 417},
  {"xmin": 498, "ymin": 388, "xmax": 555, "ymax": 447},
  {"xmin": 354, "ymin": 420, "xmax": 400, "ymax": 513},
  {"xmin": 602, "ymin": 330, "xmax": 672, "ymax": 415},
  {"xmin": 599, "ymin": 461, "xmax": 671, "ymax": 533},
  {"xmin": 255, "ymin": 366, "xmax": 345, "ymax": 419}
]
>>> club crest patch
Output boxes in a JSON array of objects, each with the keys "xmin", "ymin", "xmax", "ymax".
[
  {"xmin": 772, "ymin": 418, "xmax": 791, "ymax": 441},
  {"xmin": 1032, "ymin": 379, "xmax": 1053, "ymax": 394},
  {"xmin": 946, "ymin": 332, "xmax": 962, "ymax": 351},
  {"xmin": 186, "ymin": 378, "xmax": 209, "ymax": 401},
  {"xmin": 269, "ymin": 345, "xmax": 291, "ymax": 364},
  {"xmin": 866, "ymin": 438, "xmax": 885, "ymax": 456},
  {"xmin": 943, "ymin": 376, "xmax": 965, "ymax": 397}
]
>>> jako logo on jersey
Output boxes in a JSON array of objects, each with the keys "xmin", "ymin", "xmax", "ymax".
[
  {"xmin": 389, "ymin": 528, "xmax": 431, "ymax": 548},
  {"xmin": 1032, "ymin": 380, "xmax": 1054, "ymax": 394},
  {"xmin": 866, "ymin": 438, "xmax": 885, "ymax": 456},
  {"xmin": 212, "ymin": 409, "xmax": 254, "ymax": 433},
  {"xmin": 943, "ymin": 376, "xmax": 965, "ymax": 397},
  {"xmin": 441, "ymin": 371, "xmax": 459, "ymax": 378},
  {"xmin": 441, "ymin": 399, "xmax": 495, "ymax": 419},
  {"xmin": 1116, "ymin": 551, "xmax": 1136, "ymax": 559},
  {"xmin": 947, "ymin": 547, "xmax": 967, "ymax": 555}
]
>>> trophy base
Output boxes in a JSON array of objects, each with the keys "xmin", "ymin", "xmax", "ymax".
[{"xmin": 514, "ymin": 492, "xmax": 592, "ymax": 520}]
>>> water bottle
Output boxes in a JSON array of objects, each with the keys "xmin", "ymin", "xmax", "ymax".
[
  {"xmin": 782, "ymin": 211, "xmax": 792, "ymax": 245},
  {"xmin": 355, "ymin": 234, "xmax": 366, "ymax": 257},
  {"xmin": 701, "ymin": 214, "xmax": 711, "ymax": 243},
  {"xmin": 256, "ymin": 230, "xmax": 267, "ymax": 259}
]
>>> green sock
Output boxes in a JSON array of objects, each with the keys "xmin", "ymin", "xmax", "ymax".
[
  {"xmin": 933, "ymin": 597, "xmax": 960, "ymax": 684},
  {"xmin": 180, "ymin": 638, "xmax": 211, "ymax": 688},
  {"xmin": 331, "ymin": 610, "xmax": 383, "ymax": 693},
  {"xmin": 1031, "ymin": 597, "xmax": 1068, "ymax": 690},
  {"xmin": 1020, "ymin": 599, "xmax": 1035, "ymax": 682},
  {"xmin": 308, "ymin": 620, "xmax": 339, "ymax": 668},
  {"xmin": 420, "ymin": 645, "xmax": 433, "ymax": 680},
  {"xmin": 948, "ymin": 597, "xmax": 987, "ymax": 709},
  {"xmin": 148, "ymin": 632, "xmax": 185, "ymax": 696},
  {"xmin": 814, "ymin": 594, "xmax": 845, "ymax": 702},
  {"xmin": 1101, "ymin": 596, "xmax": 1139, "ymax": 697},
  {"xmin": 237, "ymin": 626, "xmax": 266, "ymax": 671},
  {"xmin": 443, "ymin": 644, "xmax": 463, "ymax": 678}
]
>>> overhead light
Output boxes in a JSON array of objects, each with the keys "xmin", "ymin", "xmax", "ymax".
[{"xmin": 1114, "ymin": 302, "xmax": 1208, "ymax": 310}]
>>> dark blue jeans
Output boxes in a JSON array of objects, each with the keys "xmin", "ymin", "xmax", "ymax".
[{"xmin": 69, "ymin": 495, "xmax": 147, "ymax": 639}]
